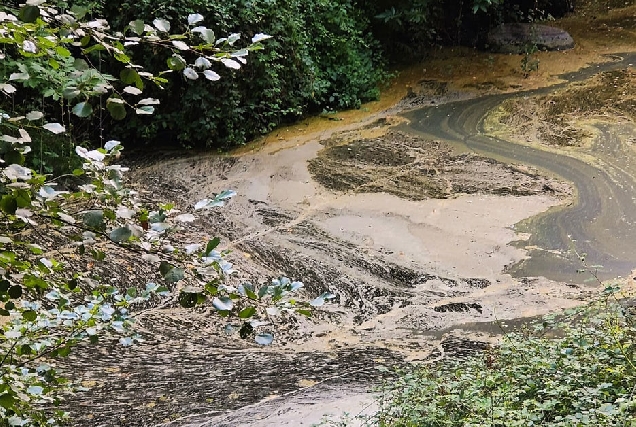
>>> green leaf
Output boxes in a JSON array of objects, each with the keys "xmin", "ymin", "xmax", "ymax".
[
  {"xmin": 83, "ymin": 44, "xmax": 106, "ymax": 54},
  {"xmin": 70, "ymin": 5, "xmax": 88, "ymax": 19},
  {"xmin": 58, "ymin": 345, "xmax": 71, "ymax": 357},
  {"xmin": 120, "ymin": 68, "xmax": 139, "ymax": 85},
  {"xmin": 167, "ymin": 55, "xmax": 186, "ymax": 71},
  {"xmin": 22, "ymin": 310, "xmax": 37, "ymax": 321},
  {"xmin": 126, "ymin": 287, "xmax": 137, "ymax": 298},
  {"xmin": 159, "ymin": 261, "xmax": 172, "ymax": 276},
  {"xmin": 178, "ymin": 291, "xmax": 198, "ymax": 308},
  {"xmin": 19, "ymin": 5, "xmax": 40, "ymax": 23},
  {"xmin": 114, "ymin": 52, "xmax": 131, "ymax": 63},
  {"xmin": 297, "ymin": 309, "xmax": 312, "ymax": 317},
  {"xmin": 91, "ymin": 250, "xmax": 106, "ymax": 261},
  {"xmin": 0, "ymin": 196, "xmax": 17, "ymax": 215},
  {"xmin": 205, "ymin": 237, "xmax": 221, "ymax": 255},
  {"xmin": 204, "ymin": 282, "xmax": 218, "ymax": 295},
  {"xmin": 72, "ymin": 101, "xmax": 93, "ymax": 118},
  {"xmin": 62, "ymin": 86, "xmax": 81, "ymax": 100},
  {"xmin": 130, "ymin": 19, "xmax": 145, "ymax": 35},
  {"xmin": 106, "ymin": 100, "xmax": 127, "ymax": 120},
  {"xmin": 5, "ymin": 150, "xmax": 25, "ymax": 166},
  {"xmin": 0, "ymin": 393, "xmax": 15, "ymax": 409},
  {"xmin": 164, "ymin": 267, "xmax": 185, "ymax": 283},
  {"xmin": 73, "ymin": 58, "xmax": 89, "ymax": 70},
  {"xmin": 238, "ymin": 306, "xmax": 256, "ymax": 318},
  {"xmin": 239, "ymin": 322, "xmax": 253, "ymax": 339},
  {"xmin": 55, "ymin": 46, "xmax": 72, "ymax": 57},
  {"xmin": 110, "ymin": 226, "xmax": 132, "ymax": 242},
  {"xmin": 8, "ymin": 285, "xmax": 22, "ymax": 299},
  {"xmin": 83, "ymin": 210, "xmax": 104, "ymax": 228}
]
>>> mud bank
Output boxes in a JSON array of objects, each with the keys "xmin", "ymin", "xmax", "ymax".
[
  {"xmin": 61, "ymin": 7, "xmax": 636, "ymax": 426},
  {"xmin": 58, "ymin": 114, "xmax": 588, "ymax": 426}
]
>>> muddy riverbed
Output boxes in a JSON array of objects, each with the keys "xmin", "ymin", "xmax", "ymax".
[{"xmin": 59, "ymin": 7, "xmax": 636, "ymax": 426}]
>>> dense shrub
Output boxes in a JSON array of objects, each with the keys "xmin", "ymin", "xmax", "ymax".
[
  {"xmin": 95, "ymin": 0, "xmax": 387, "ymax": 149},
  {"xmin": 333, "ymin": 288, "xmax": 636, "ymax": 426}
]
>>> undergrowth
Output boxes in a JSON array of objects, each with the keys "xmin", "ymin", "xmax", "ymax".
[{"xmin": 320, "ymin": 284, "xmax": 636, "ymax": 426}]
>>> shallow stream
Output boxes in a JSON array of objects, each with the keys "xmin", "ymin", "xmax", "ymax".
[{"xmin": 403, "ymin": 52, "xmax": 636, "ymax": 283}]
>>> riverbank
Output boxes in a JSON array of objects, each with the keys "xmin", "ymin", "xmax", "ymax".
[{"xmin": 63, "ymin": 5, "xmax": 636, "ymax": 426}]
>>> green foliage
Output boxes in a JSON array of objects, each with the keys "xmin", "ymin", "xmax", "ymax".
[
  {"xmin": 521, "ymin": 43, "xmax": 540, "ymax": 77},
  {"xmin": 0, "ymin": 3, "xmax": 319, "ymax": 425},
  {"xmin": 98, "ymin": 0, "xmax": 387, "ymax": 148},
  {"xmin": 335, "ymin": 291, "xmax": 636, "ymax": 426}
]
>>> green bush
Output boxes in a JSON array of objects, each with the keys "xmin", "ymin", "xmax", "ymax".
[
  {"xmin": 365, "ymin": 291, "xmax": 636, "ymax": 426},
  {"xmin": 98, "ymin": 0, "xmax": 387, "ymax": 149}
]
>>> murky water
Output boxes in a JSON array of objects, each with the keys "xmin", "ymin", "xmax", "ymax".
[{"xmin": 402, "ymin": 53, "xmax": 636, "ymax": 283}]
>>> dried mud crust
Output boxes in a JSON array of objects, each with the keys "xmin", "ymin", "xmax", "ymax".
[
  {"xmin": 308, "ymin": 130, "xmax": 571, "ymax": 199},
  {"xmin": 493, "ymin": 68, "xmax": 636, "ymax": 146}
]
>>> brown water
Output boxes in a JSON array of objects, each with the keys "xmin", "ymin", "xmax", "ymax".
[{"xmin": 402, "ymin": 53, "xmax": 636, "ymax": 283}]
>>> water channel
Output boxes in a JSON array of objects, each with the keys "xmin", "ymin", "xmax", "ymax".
[{"xmin": 402, "ymin": 52, "xmax": 636, "ymax": 283}]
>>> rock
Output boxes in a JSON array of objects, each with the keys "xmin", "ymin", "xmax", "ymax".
[{"xmin": 486, "ymin": 23, "xmax": 574, "ymax": 54}]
